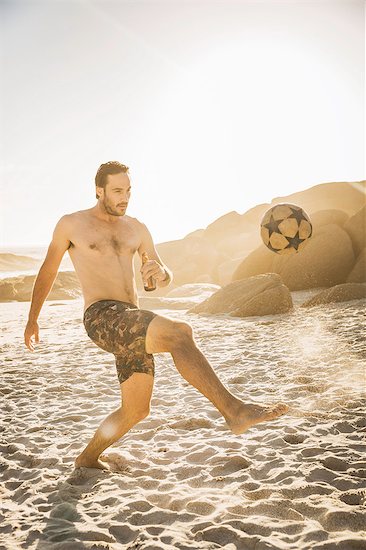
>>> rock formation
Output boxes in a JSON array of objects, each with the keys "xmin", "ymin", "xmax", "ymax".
[
  {"xmin": 0, "ymin": 272, "xmax": 81, "ymax": 302},
  {"xmin": 189, "ymin": 273, "xmax": 293, "ymax": 317},
  {"xmin": 302, "ymin": 283, "xmax": 366, "ymax": 307}
]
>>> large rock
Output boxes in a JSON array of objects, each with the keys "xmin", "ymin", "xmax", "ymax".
[
  {"xmin": 0, "ymin": 271, "xmax": 81, "ymax": 302},
  {"xmin": 347, "ymin": 249, "xmax": 366, "ymax": 283},
  {"xmin": 272, "ymin": 181, "xmax": 365, "ymax": 216},
  {"xmin": 302, "ymin": 283, "xmax": 366, "ymax": 307},
  {"xmin": 0, "ymin": 281, "xmax": 17, "ymax": 301},
  {"xmin": 232, "ymin": 246, "xmax": 273, "ymax": 281},
  {"xmin": 310, "ymin": 209, "xmax": 349, "ymax": 229},
  {"xmin": 194, "ymin": 273, "xmax": 214, "ymax": 284},
  {"xmin": 130, "ymin": 180, "xmax": 365, "ymax": 289},
  {"xmin": 217, "ymin": 257, "xmax": 246, "ymax": 286},
  {"xmin": 156, "ymin": 234, "xmax": 225, "ymax": 286},
  {"xmin": 233, "ymin": 224, "xmax": 355, "ymax": 290},
  {"xmin": 273, "ymin": 224, "xmax": 355, "ymax": 290},
  {"xmin": 189, "ymin": 273, "xmax": 293, "ymax": 317},
  {"xmin": 238, "ymin": 203, "xmax": 271, "ymax": 229},
  {"xmin": 203, "ymin": 211, "xmax": 243, "ymax": 244},
  {"xmin": 202, "ymin": 205, "xmax": 269, "ymax": 253},
  {"xmin": 344, "ymin": 205, "xmax": 366, "ymax": 256},
  {"xmin": 184, "ymin": 229, "xmax": 205, "ymax": 239},
  {"xmin": 214, "ymin": 231, "xmax": 260, "ymax": 259}
]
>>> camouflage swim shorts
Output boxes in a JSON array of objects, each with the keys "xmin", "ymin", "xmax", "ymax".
[{"xmin": 83, "ymin": 300, "xmax": 157, "ymax": 384}]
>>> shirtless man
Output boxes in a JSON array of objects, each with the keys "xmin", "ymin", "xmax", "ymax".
[{"xmin": 24, "ymin": 161, "xmax": 288, "ymax": 470}]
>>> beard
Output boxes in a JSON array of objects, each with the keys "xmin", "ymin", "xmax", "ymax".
[{"xmin": 102, "ymin": 197, "xmax": 127, "ymax": 216}]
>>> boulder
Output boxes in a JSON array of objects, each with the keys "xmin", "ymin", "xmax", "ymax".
[
  {"xmin": 217, "ymin": 257, "xmax": 246, "ymax": 286},
  {"xmin": 344, "ymin": 205, "xmax": 366, "ymax": 256},
  {"xmin": 194, "ymin": 274, "xmax": 214, "ymax": 284},
  {"xmin": 130, "ymin": 180, "xmax": 366, "ymax": 290},
  {"xmin": 167, "ymin": 266, "xmax": 199, "ymax": 287},
  {"xmin": 232, "ymin": 246, "xmax": 273, "ymax": 282},
  {"xmin": 347, "ymin": 249, "xmax": 366, "ymax": 283},
  {"xmin": 214, "ymin": 231, "xmax": 261, "ymax": 259},
  {"xmin": 238, "ymin": 203, "xmax": 271, "ymax": 230},
  {"xmin": 202, "ymin": 211, "xmax": 243, "ymax": 244},
  {"xmin": 302, "ymin": 283, "xmax": 366, "ymax": 307},
  {"xmin": 184, "ymin": 229, "xmax": 205, "ymax": 239},
  {"xmin": 156, "ymin": 234, "xmax": 225, "ymax": 286},
  {"xmin": 146, "ymin": 181, "xmax": 364, "ymax": 288},
  {"xmin": 310, "ymin": 209, "xmax": 349, "ymax": 229},
  {"xmin": 272, "ymin": 181, "xmax": 365, "ymax": 216},
  {"xmin": 0, "ymin": 281, "xmax": 17, "ymax": 301},
  {"xmin": 273, "ymin": 224, "xmax": 355, "ymax": 290},
  {"xmin": 189, "ymin": 273, "xmax": 293, "ymax": 317},
  {"xmin": 233, "ymin": 224, "xmax": 355, "ymax": 290},
  {"xmin": 0, "ymin": 271, "xmax": 81, "ymax": 302}
]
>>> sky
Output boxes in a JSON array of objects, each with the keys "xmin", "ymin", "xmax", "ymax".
[{"xmin": 0, "ymin": 0, "xmax": 364, "ymax": 248}]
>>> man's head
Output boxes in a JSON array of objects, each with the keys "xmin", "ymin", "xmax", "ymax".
[{"xmin": 95, "ymin": 161, "xmax": 131, "ymax": 217}]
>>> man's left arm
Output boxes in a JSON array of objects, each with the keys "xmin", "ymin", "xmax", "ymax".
[{"xmin": 137, "ymin": 222, "xmax": 173, "ymax": 288}]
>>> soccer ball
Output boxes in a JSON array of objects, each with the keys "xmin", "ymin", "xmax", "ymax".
[{"xmin": 260, "ymin": 203, "xmax": 313, "ymax": 255}]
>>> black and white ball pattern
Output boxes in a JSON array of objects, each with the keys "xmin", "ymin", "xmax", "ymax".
[{"xmin": 260, "ymin": 203, "xmax": 313, "ymax": 254}]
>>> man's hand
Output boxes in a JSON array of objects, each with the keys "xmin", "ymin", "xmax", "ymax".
[
  {"xmin": 140, "ymin": 259, "xmax": 167, "ymax": 284},
  {"xmin": 24, "ymin": 320, "xmax": 40, "ymax": 352}
]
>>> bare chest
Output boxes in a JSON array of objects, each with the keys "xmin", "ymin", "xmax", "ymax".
[{"xmin": 70, "ymin": 219, "xmax": 141, "ymax": 258}]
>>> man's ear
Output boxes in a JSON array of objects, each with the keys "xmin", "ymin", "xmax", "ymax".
[{"xmin": 96, "ymin": 186, "xmax": 103, "ymax": 199}]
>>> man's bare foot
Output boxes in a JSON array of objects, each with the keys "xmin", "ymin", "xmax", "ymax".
[
  {"xmin": 74, "ymin": 453, "xmax": 110, "ymax": 470},
  {"xmin": 226, "ymin": 402, "xmax": 289, "ymax": 435}
]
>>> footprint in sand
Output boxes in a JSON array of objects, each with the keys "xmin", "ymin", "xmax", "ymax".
[
  {"xmin": 209, "ymin": 455, "xmax": 251, "ymax": 476},
  {"xmin": 66, "ymin": 468, "xmax": 103, "ymax": 486},
  {"xmin": 339, "ymin": 491, "xmax": 366, "ymax": 506},
  {"xmin": 301, "ymin": 447, "xmax": 324, "ymax": 457},
  {"xmin": 168, "ymin": 418, "xmax": 214, "ymax": 431},
  {"xmin": 322, "ymin": 457, "xmax": 349, "ymax": 472},
  {"xmin": 99, "ymin": 452, "xmax": 130, "ymax": 473},
  {"xmin": 185, "ymin": 500, "xmax": 216, "ymax": 515},
  {"xmin": 283, "ymin": 433, "xmax": 307, "ymax": 445},
  {"xmin": 186, "ymin": 447, "xmax": 216, "ymax": 463},
  {"xmin": 243, "ymin": 487, "xmax": 273, "ymax": 501},
  {"xmin": 109, "ymin": 524, "xmax": 137, "ymax": 544}
]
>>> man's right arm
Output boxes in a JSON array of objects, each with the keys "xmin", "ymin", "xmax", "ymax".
[{"xmin": 24, "ymin": 215, "xmax": 72, "ymax": 351}]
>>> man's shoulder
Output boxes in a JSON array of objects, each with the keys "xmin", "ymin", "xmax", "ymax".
[
  {"xmin": 125, "ymin": 215, "xmax": 146, "ymax": 230},
  {"xmin": 59, "ymin": 209, "xmax": 90, "ymax": 224}
]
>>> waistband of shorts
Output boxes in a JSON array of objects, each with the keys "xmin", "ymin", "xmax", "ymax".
[{"xmin": 83, "ymin": 299, "xmax": 138, "ymax": 320}]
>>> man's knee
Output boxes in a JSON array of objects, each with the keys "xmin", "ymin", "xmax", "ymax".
[
  {"xmin": 146, "ymin": 316, "xmax": 193, "ymax": 354},
  {"xmin": 136, "ymin": 406, "xmax": 150, "ymax": 422},
  {"xmin": 119, "ymin": 404, "xmax": 150, "ymax": 424},
  {"xmin": 170, "ymin": 321, "xmax": 194, "ymax": 349}
]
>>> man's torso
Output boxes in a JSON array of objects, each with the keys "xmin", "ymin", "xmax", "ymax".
[{"xmin": 65, "ymin": 210, "xmax": 143, "ymax": 312}]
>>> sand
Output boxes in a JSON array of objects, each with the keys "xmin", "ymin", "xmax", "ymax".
[{"xmin": 1, "ymin": 293, "xmax": 365, "ymax": 550}]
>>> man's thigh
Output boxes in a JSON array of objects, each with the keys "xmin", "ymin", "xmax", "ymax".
[
  {"xmin": 120, "ymin": 372, "xmax": 154, "ymax": 410},
  {"xmin": 145, "ymin": 314, "xmax": 192, "ymax": 354}
]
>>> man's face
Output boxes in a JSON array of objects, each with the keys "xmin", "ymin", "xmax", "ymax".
[{"xmin": 97, "ymin": 172, "xmax": 131, "ymax": 216}]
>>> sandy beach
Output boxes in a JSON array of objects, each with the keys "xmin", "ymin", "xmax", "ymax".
[
  {"xmin": 1, "ymin": 291, "xmax": 365, "ymax": 550},
  {"xmin": 2, "ymin": 0, "xmax": 365, "ymax": 546}
]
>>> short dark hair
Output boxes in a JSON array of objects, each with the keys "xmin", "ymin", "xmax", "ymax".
[{"xmin": 95, "ymin": 161, "xmax": 129, "ymax": 199}]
